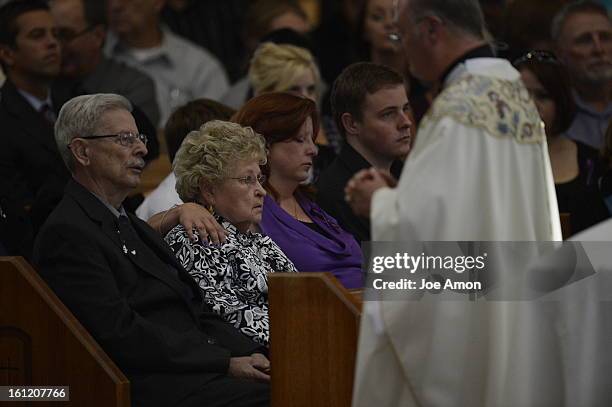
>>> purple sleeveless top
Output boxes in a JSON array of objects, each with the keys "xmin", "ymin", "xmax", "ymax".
[{"xmin": 260, "ymin": 194, "xmax": 363, "ymax": 289}]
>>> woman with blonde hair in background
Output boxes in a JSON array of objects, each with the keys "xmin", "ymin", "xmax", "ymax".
[
  {"xmin": 249, "ymin": 42, "xmax": 320, "ymax": 103},
  {"xmin": 248, "ymin": 41, "xmax": 340, "ymax": 174}
]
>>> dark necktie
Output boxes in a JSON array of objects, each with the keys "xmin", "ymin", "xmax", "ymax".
[{"xmin": 39, "ymin": 103, "xmax": 56, "ymax": 123}]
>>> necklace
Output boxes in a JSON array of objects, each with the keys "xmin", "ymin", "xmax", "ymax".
[{"xmin": 293, "ymin": 198, "xmax": 300, "ymax": 220}]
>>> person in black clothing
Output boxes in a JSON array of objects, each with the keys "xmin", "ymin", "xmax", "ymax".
[
  {"xmin": 313, "ymin": 0, "xmax": 364, "ymax": 88},
  {"xmin": 514, "ymin": 50, "xmax": 609, "ymax": 235},
  {"xmin": 599, "ymin": 119, "xmax": 612, "ymax": 215},
  {"xmin": 0, "ymin": 1, "xmax": 67, "ymax": 236},
  {"xmin": 0, "ymin": 194, "xmax": 33, "ymax": 259},
  {"xmin": 162, "ymin": 0, "xmax": 248, "ymax": 82},
  {"xmin": 33, "ymin": 93, "xmax": 269, "ymax": 407},
  {"xmin": 317, "ymin": 62, "xmax": 412, "ymax": 242}
]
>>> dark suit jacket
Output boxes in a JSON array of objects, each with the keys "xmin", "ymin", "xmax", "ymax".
[
  {"xmin": 0, "ymin": 80, "xmax": 70, "ymax": 232},
  {"xmin": 33, "ymin": 180, "xmax": 263, "ymax": 407},
  {"xmin": 316, "ymin": 143, "xmax": 403, "ymax": 243},
  {"xmin": 0, "ymin": 194, "xmax": 34, "ymax": 259}
]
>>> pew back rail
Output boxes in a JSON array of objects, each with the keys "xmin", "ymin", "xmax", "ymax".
[{"xmin": 0, "ymin": 256, "xmax": 130, "ymax": 406}]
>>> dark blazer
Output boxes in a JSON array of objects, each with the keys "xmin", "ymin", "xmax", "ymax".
[
  {"xmin": 0, "ymin": 80, "xmax": 70, "ymax": 232},
  {"xmin": 33, "ymin": 180, "xmax": 264, "ymax": 407},
  {"xmin": 0, "ymin": 194, "xmax": 34, "ymax": 259},
  {"xmin": 316, "ymin": 143, "xmax": 403, "ymax": 243}
]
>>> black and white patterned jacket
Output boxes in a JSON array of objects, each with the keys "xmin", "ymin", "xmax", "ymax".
[{"xmin": 164, "ymin": 216, "xmax": 297, "ymax": 346}]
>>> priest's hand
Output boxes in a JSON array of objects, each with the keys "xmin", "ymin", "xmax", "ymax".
[{"xmin": 345, "ymin": 168, "xmax": 394, "ymax": 217}]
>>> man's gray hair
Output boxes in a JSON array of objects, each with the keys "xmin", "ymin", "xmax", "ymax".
[
  {"xmin": 551, "ymin": 1, "xmax": 609, "ymax": 43},
  {"xmin": 55, "ymin": 93, "xmax": 132, "ymax": 172},
  {"xmin": 404, "ymin": 0, "xmax": 486, "ymax": 39}
]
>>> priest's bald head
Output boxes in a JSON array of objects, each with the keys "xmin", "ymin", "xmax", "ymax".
[{"xmin": 395, "ymin": 0, "xmax": 490, "ymax": 82}]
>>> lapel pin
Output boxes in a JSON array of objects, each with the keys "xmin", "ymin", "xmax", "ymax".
[
  {"xmin": 131, "ymin": 249, "xmax": 137, "ymax": 256},
  {"xmin": 122, "ymin": 244, "xmax": 128, "ymax": 254}
]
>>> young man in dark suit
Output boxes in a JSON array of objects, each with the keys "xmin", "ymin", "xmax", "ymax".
[
  {"xmin": 0, "ymin": 0, "xmax": 68, "ymax": 234},
  {"xmin": 33, "ymin": 93, "xmax": 269, "ymax": 407},
  {"xmin": 316, "ymin": 62, "xmax": 413, "ymax": 242}
]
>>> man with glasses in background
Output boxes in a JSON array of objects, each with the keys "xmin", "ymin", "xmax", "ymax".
[
  {"xmin": 49, "ymin": 0, "xmax": 160, "ymax": 127},
  {"xmin": 33, "ymin": 93, "xmax": 270, "ymax": 407},
  {"xmin": 347, "ymin": 0, "xmax": 565, "ymax": 406}
]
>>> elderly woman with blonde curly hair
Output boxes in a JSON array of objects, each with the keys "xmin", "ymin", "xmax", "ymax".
[{"xmin": 164, "ymin": 120, "xmax": 297, "ymax": 346}]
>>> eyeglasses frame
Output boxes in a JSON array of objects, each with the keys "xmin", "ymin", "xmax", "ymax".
[
  {"xmin": 74, "ymin": 132, "xmax": 149, "ymax": 147},
  {"xmin": 229, "ymin": 174, "xmax": 267, "ymax": 187}
]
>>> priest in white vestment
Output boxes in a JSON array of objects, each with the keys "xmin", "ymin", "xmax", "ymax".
[{"xmin": 344, "ymin": 1, "xmax": 578, "ymax": 406}]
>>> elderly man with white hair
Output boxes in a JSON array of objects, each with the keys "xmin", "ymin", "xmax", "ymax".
[{"xmin": 33, "ymin": 93, "xmax": 270, "ymax": 407}]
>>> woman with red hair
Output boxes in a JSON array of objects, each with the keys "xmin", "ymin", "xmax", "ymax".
[{"xmin": 233, "ymin": 92, "xmax": 363, "ymax": 289}]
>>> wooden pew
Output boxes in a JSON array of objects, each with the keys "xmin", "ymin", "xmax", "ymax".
[
  {"xmin": 0, "ymin": 257, "xmax": 130, "ymax": 406},
  {"xmin": 268, "ymin": 273, "xmax": 362, "ymax": 407}
]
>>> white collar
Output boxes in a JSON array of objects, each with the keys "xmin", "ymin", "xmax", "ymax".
[{"xmin": 444, "ymin": 58, "xmax": 519, "ymax": 87}]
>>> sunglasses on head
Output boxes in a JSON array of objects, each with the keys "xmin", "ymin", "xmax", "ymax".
[{"xmin": 513, "ymin": 50, "xmax": 560, "ymax": 67}]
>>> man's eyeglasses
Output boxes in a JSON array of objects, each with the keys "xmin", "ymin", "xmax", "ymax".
[
  {"xmin": 513, "ymin": 50, "xmax": 560, "ymax": 67},
  {"xmin": 55, "ymin": 26, "xmax": 94, "ymax": 43},
  {"xmin": 78, "ymin": 133, "xmax": 148, "ymax": 147},
  {"xmin": 230, "ymin": 174, "xmax": 267, "ymax": 187}
]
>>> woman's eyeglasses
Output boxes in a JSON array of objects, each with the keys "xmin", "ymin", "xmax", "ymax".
[{"xmin": 230, "ymin": 174, "xmax": 267, "ymax": 187}]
